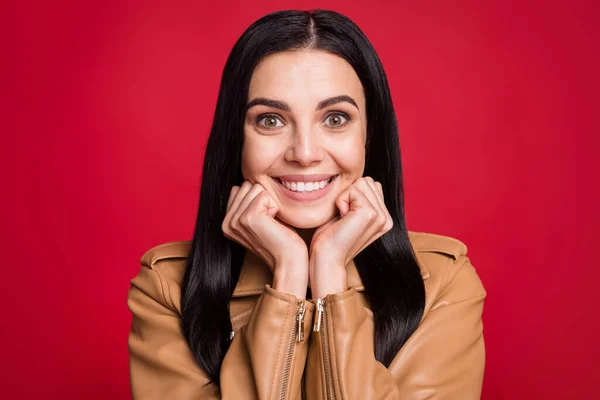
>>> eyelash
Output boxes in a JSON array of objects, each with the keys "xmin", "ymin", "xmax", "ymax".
[{"xmin": 255, "ymin": 112, "xmax": 351, "ymax": 129}]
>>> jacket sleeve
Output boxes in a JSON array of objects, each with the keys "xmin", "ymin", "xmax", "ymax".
[
  {"xmin": 304, "ymin": 256, "xmax": 486, "ymax": 400},
  {"xmin": 127, "ymin": 260, "xmax": 314, "ymax": 400}
]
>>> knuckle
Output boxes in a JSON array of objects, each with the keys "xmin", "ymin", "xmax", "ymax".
[
  {"xmin": 221, "ymin": 223, "xmax": 233, "ymax": 239},
  {"xmin": 240, "ymin": 181, "xmax": 252, "ymax": 191},
  {"xmin": 240, "ymin": 211, "xmax": 258, "ymax": 230},
  {"xmin": 365, "ymin": 208, "xmax": 377, "ymax": 221},
  {"xmin": 230, "ymin": 219, "xmax": 242, "ymax": 234},
  {"xmin": 256, "ymin": 190, "xmax": 270, "ymax": 200},
  {"xmin": 238, "ymin": 213, "xmax": 250, "ymax": 228},
  {"xmin": 385, "ymin": 218, "xmax": 394, "ymax": 231},
  {"xmin": 354, "ymin": 181, "xmax": 367, "ymax": 192}
]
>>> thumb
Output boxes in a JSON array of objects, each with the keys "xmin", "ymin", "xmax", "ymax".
[
  {"xmin": 257, "ymin": 194, "xmax": 278, "ymax": 218},
  {"xmin": 336, "ymin": 185, "xmax": 366, "ymax": 217}
]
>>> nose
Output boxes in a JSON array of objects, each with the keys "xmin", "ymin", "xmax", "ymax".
[{"xmin": 284, "ymin": 122, "xmax": 324, "ymax": 166}]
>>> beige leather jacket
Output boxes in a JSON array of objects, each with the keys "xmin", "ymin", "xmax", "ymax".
[{"xmin": 127, "ymin": 231, "xmax": 486, "ymax": 399}]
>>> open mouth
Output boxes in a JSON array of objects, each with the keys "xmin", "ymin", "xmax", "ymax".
[{"xmin": 274, "ymin": 175, "xmax": 339, "ymax": 193}]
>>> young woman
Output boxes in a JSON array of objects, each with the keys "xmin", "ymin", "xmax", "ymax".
[{"xmin": 127, "ymin": 9, "xmax": 486, "ymax": 399}]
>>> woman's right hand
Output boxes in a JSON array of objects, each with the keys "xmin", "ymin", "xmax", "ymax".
[{"xmin": 222, "ymin": 181, "xmax": 309, "ymax": 299}]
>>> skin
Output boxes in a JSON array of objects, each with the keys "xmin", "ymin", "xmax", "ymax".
[
  {"xmin": 222, "ymin": 49, "xmax": 393, "ymax": 300},
  {"xmin": 242, "ymin": 49, "xmax": 367, "ymax": 230}
]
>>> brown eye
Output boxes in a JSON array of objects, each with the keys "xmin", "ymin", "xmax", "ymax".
[
  {"xmin": 257, "ymin": 114, "xmax": 284, "ymax": 129},
  {"xmin": 325, "ymin": 113, "xmax": 349, "ymax": 128}
]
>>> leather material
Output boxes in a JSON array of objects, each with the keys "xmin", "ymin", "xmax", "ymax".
[{"xmin": 127, "ymin": 231, "xmax": 486, "ymax": 399}]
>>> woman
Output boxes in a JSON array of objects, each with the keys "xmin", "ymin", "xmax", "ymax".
[{"xmin": 127, "ymin": 9, "xmax": 486, "ymax": 400}]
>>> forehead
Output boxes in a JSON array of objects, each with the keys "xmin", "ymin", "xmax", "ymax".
[{"xmin": 248, "ymin": 50, "xmax": 365, "ymax": 108}]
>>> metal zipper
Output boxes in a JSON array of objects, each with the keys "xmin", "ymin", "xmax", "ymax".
[
  {"xmin": 280, "ymin": 299, "xmax": 306, "ymax": 400},
  {"xmin": 313, "ymin": 298, "xmax": 335, "ymax": 400}
]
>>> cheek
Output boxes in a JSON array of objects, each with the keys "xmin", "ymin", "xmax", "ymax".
[
  {"xmin": 241, "ymin": 148, "xmax": 260, "ymax": 180},
  {"xmin": 333, "ymin": 138, "xmax": 366, "ymax": 177},
  {"xmin": 241, "ymin": 135, "xmax": 279, "ymax": 179}
]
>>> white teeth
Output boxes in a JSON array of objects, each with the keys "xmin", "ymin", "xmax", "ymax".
[{"xmin": 279, "ymin": 176, "xmax": 335, "ymax": 193}]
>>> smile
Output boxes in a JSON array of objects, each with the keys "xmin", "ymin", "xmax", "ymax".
[{"xmin": 272, "ymin": 174, "xmax": 339, "ymax": 201}]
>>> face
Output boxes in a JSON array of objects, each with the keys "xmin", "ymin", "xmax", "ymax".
[{"xmin": 242, "ymin": 49, "xmax": 367, "ymax": 229}]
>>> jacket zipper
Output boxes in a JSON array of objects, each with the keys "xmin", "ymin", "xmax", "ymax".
[
  {"xmin": 280, "ymin": 299, "xmax": 306, "ymax": 400},
  {"xmin": 313, "ymin": 298, "xmax": 335, "ymax": 400}
]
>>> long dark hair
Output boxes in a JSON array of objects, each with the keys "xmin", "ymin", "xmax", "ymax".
[{"xmin": 181, "ymin": 9, "xmax": 425, "ymax": 385}]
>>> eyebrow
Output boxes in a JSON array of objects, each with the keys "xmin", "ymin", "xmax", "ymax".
[{"xmin": 246, "ymin": 95, "xmax": 359, "ymax": 112}]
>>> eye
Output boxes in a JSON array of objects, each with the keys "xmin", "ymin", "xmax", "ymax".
[
  {"xmin": 256, "ymin": 114, "xmax": 285, "ymax": 129},
  {"xmin": 324, "ymin": 112, "xmax": 350, "ymax": 128}
]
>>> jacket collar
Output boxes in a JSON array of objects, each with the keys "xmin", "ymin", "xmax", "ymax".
[{"xmin": 232, "ymin": 233, "xmax": 431, "ymax": 298}]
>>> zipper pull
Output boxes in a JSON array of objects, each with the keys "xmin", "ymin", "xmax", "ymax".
[
  {"xmin": 313, "ymin": 298, "xmax": 324, "ymax": 332},
  {"xmin": 296, "ymin": 300, "xmax": 306, "ymax": 342}
]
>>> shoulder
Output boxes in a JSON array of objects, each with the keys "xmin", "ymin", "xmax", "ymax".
[
  {"xmin": 407, "ymin": 231, "xmax": 486, "ymax": 309},
  {"xmin": 129, "ymin": 240, "xmax": 192, "ymax": 314},
  {"xmin": 408, "ymin": 230, "xmax": 468, "ymax": 260}
]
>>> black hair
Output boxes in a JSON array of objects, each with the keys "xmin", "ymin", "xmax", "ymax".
[{"xmin": 181, "ymin": 8, "xmax": 425, "ymax": 385}]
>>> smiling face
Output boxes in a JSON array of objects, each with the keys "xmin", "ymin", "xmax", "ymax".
[{"xmin": 242, "ymin": 49, "xmax": 367, "ymax": 229}]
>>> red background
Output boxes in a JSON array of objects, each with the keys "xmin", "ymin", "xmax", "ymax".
[{"xmin": 6, "ymin": 0, "xmax": 598, "ymax": 398}]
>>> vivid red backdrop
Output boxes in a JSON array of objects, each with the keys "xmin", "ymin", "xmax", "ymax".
[{"xmin": 6, "ymin": 0, "xmax": 598, "ymax": 398}]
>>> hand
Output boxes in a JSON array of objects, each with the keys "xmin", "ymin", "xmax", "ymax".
[
  {"xmin": 309, "ymin": 177, "xmax": 394, "ymax": 298},
  {"xmin": 222, "ymin": 181, "xmax": 309, "ymax": 299}
]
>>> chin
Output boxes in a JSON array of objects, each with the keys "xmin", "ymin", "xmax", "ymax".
[{"xmin": 276, "ymin": 207, "xmax": 338, "ymax": 229}]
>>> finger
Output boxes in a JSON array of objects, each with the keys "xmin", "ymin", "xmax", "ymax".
[
  {"xmin": 336, "ymin": 184, "xmax": 371, "ymax": 218},
  {"xmin": 227, "ymin": 181, "xmax": 253, "ymax": 218},
  {"xmin": 226, "ymin": 186, "xmax": 240, "ymax": 213},
  {"xmin": 375, "ymin": 181, "xmax": 393, "ymax": 231},
  {"xmin": 363, "ymin": 178, "xmax": 392, "ymax": 233},
  {"xmin": 363, "ymin": 177, "xmax": 386, "ymax": 213},
  {"xmin": 243, "ymin": 189, "xmax": 279, "ymax": 219},
  {"xmin": 243, "ymin": 192, "xmax": 285, "ymax": 245},
  {"xmin": 354, "ymin": 178, "xmax": 385, "ymax": 224},
  {"xmin": 373, "ymin": 181, "xmax": 389, "ymax": 217},
  {"xmin": 232, "ymin": 183, "xmax": 266, "ymax": 226},
  {"xmin": 240, "ymin": 192, "xmax": 289, "ymax": 267},
  {"xmin": 341, "ymin": 180, "xmax": 387, "ymax": 261},
  {"xmin": 223, "ymin": 182, "xmax": 254, "ymax": 248},
  {"xmin": 223, "ymin": 228, "xmax": 253, "ymax": 251},
  {"xmin": 374, "ymin": 181, "xmax": 383, "ymax": 197},
  {"xmin": 334, "ymin": 186, "xmax": 379, "ymax": 242},
  {"xmin": 371, "ymin": 180, "xmax": 392, "ymax": 224},
  {"xmin": 346, "ymin": 187, "xmax": 391, "ymax": 263},
  {"xmin": 222, "ymin": 214, "xmax": 253, "ymax": 250}
]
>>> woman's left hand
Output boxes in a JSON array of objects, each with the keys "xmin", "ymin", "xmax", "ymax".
[{"xmin": 309, "ymin": 176, "xmax": 394, "ymax": 299}]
